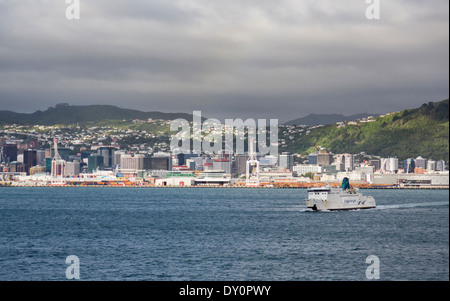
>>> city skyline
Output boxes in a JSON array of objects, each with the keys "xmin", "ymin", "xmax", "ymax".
[{"xmin": 0, "ymin": 1, "xmax": 448, "ymax": 122}]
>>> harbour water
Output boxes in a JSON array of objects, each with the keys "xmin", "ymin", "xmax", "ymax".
[{"xmin": 0, "ymin": 188, "xmax": 448, "ymax": 281}]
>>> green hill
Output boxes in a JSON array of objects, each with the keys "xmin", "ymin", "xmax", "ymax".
[
  {"xmin": 0, "ymin": 104, "xmax": 198, "ymax": 125},
  {"xmin": 284, "ymin": 113, "xmax": 379, "ymax": 126},
  {"xmin": 285, "ymin": 99, "xmax": 449, "ymax": 161}
]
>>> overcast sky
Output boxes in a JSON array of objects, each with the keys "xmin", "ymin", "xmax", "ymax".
[{"xmin": 0, "ymin": 0, "xmax": 448, "ymax": 122}]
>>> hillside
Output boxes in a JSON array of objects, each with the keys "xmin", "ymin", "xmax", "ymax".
[
  {"xmin": 285, "ymin": 99, "xmax": 449, "ymax": 161},
  {"xmin": 0, "ymin": 104, "xmax": 198, "ymax": 125},
  {"xmin": 284, "ymin": 113, "xmax": 379, "ymax": 126}
]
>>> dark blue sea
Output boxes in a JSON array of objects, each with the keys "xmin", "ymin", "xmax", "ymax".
[{"xmin": 0, "ymin": 188, "xmax": 448, "ymax": 281}]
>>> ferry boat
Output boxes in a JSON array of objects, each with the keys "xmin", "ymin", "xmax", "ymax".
[{"xmin": 305, "ymin": 178, "xmax": 376, "ymax": 211}]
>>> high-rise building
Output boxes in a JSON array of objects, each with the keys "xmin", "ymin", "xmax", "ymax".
[
  {"xmin": 213, "ymin": 159, "xmax": 232, "ymax": 174},
  {"xmin": 23, "ymin": 150, "xmax": 37, "ymax": 175},
  {"xmin": 113, "ymin": 150, "xmax": 126, "ymax": 168},
  {"xmin": 51, "ymin": 139, "xmax": 66, "ymax": 177},
  {"xmin": 0, "ymin": 144, "xmax": 18, "ymax": 163},
  {"xmin": 36, "ymin": 149, "xmax": 46, "ymax": 166},
  {"xmin": 97, "ymin": 147, "xmax": 114, "ymax": 167},
  {"xmin": 88, "ymin": 155, "xmax": 104, "ymax": 173},
  {"xmin": 436, "ymin": 160, "xmax": 446, "ymax": 171},
  {"xmin": 66, "ymin": 161, "xmax": 81, "ymax": 176},
  {"xmin": 415, "ymin": 156, "xmax": 428, "ymax": 170},
  {"xmin": 403, "ymin": 158, "xmax": 415, "ymax": 174},
  {"xmin": 343, "ymin": 154, "xmax": 354, "ymax": 171},
  {"xmin": 279, "ymin": 152, "xmax": 294, "ymax": 171},
  {"xmin": 427, "ymin": 160, "xmax": 436, "ymax": 171},
  {"xmin": 234, "ymin": 154, "xmax": 249, "ymax": 175},
  {"xmin": 45, "ymin": 158, "xmax": 52, "ymax": 173},
  {"xmin": 51, "ymin": 148, "xmax": 70, "ymax": 161},
  {"xmin": 307, "ymin": 153, "xmax": 318, "ymax": 165},
  {"xmin": 368, "ymin": 159, "xmax": 381, "ymax": 171},
  {"xmin": 144, "ymin": 156, "xmax": 171, "ymax": 170},
  {"xmin": 120, "ymin": 154, "xmax": 145, "ymax": 171},
  {"xmin": 317, "ymin": 151, "xmax": 333, "ymax": 167}
]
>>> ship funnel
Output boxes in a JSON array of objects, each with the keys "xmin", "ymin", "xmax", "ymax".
[{"xmin": 341, "ymin": 177, "xmax": 350, "ymax": 190}]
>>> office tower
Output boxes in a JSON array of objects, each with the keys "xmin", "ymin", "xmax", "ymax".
[
  {"xmin": 317, "ymin": 151, "xmax": 333, "ymax": 167},
  {"xmin": 368, "ymin": 159, "xmax": 381, "ymax": 171},
  {"xmin": 343, "ymin": 153, "xmax": 355, "ymax": 171},
  {"xmin": 113, "ymin": 150, "xmax": 125, "ymax": 167},
  {"xmin": 51, "ymin": 147, "xmax": 70, "ymax": 161},
  {"xmin": 307, "ymin": 153, "xmax": 318, "ymax": 165},
  {"xmin": 436, "ymin": 160, "xmax": 446, "ymax": 171},
  {"xmin": 66, "ymin": 161, "xmax": 81, "ymax": 176},
  {"xmin": 415, "ymin": 156, "xmax": 428, "ymax": 170},
  {"xmin": 51, "ymin": 139, "xmax": 66, "ymax": 177},
  {"xmin": 427, "ymin": 160, "xmax": 436, "ymax": 171},
  {"xmin": 97, "ymin": 147, "xmax": 113, "ymax": 167},
  {"xmin": 403, "ymin": 158, "xmax": 415, "ymax": 174},
  {"xmin": 23, "ymin": 150, "xmax": 37, "ymax": 175},
  {"xmin": 192, "ymin": 157, "xmax": 204, "ymax": 171},
  {"xmin": 45, "ymin": 158, "xmax": 52, "ymax": 173},
  {"xmin": 148, "ymin": 156, "xmax": 171, "ymax": 170},
  {"xmin": 213, "ymin": 159, "xmax": 232, "ymax": 174},
  {"xmin": 88, "ymin": 155, "xmax": 104, "ymax": 173},
  {"xmin": 36, "ymin": 149, "xmax": 46, "ymax": 166},
  {"xmin": 120, "ymin": 154, "xmax": 145, "ymax": 171},
  {"xmin": 0, "ymin": 144, "xmax": 18, "ymax": 163},
  {"xmin": 279, "ymin": 152, "xmax": 294, "ymax": 171}
]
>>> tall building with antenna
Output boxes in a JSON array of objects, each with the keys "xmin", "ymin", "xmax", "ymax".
[
  {"xmin": 51, "ymin": 139, "xmax": 66, "ymax": 178},
  {"xmin": 246, "ymin": 138, "xmax": 260, "ymax": 186}
]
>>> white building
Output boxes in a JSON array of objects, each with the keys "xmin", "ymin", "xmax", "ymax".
[
  {"xmin": 155, "ymin": 177, "xmax": 195, "ymax": 187},
  {"xmin": 293, "ymin": 164, "xmax": 322, "ymax": 176},
  {"xmin": 120, "ymin": 154, "xmax": 144, "ymax": 171},
  {"xmin": 427, "ymin": 160, "xmax": 436, "ymax": 171},
  {"xmin": 66, "ymin": 161, "xmax": 80, "ymax": 176},
  {"xmin": 344, "ymin": 154, "xmax": 354, "ymax": 171},
  {"xmin": 381, "ymin": 157, "xmax": 399, "ymax": 173},
  {"xmin": 195, "ymin": 170, "xmax": 231, "ymax": 186}
]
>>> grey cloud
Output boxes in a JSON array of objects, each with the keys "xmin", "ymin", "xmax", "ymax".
[{"xmin": 0, "ymin": 0, "xmax": 448, "ymax": 122}]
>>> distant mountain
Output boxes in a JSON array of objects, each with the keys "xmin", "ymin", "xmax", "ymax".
[
  {"xmin": 285, "ymin": 99, "xmax": 449, "ymax": 161},
  {"xmin": 0, "ymin": 104, "xmax": 199, "ymax": 125},
  {"xmin": 284, "ymin": 113, "xmax": 380, "ymax": 126}
]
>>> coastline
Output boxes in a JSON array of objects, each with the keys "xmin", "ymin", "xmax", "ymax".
[{"xmin": 1, "ymin": 183, "xmax": 448, "ymax": 190}]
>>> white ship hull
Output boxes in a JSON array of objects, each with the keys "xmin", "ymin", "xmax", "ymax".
[{"xmin": 305, "ymin": 186, "xmax": 376, "ymax": 211}]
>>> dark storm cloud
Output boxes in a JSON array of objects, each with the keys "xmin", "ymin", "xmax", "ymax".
[{"xmin": 0, "ymin": 0, "xmax": 448, "ymax": 122}]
